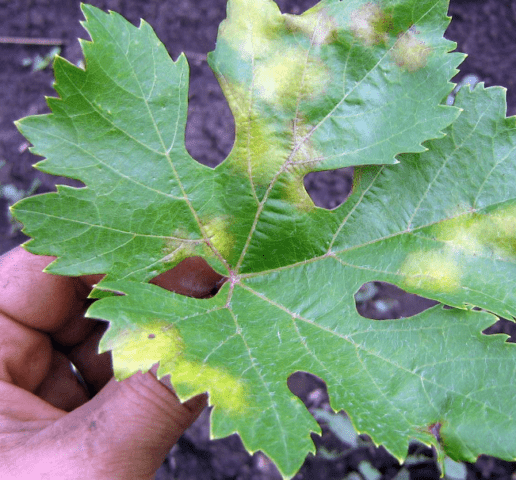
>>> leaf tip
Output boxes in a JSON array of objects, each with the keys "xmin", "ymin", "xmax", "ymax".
[
  {"xmin": 175, "ymin": 51, "xmax": 189, "ymax": 66},
  {"xmin": 79, "ymin": 2, "xmax": 99, "ymax": 21}
]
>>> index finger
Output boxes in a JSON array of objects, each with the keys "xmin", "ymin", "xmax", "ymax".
[{"xmin": 0, "ymin": 246, "xmax": 92, "ymax": 332}]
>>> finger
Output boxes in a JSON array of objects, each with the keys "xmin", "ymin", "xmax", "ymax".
[
  {"xmin": 0, "ymin": 380, "xmax": 65, "ymax": 423},
  {"xmin": 0, "ymin": 380, "xmax": 67, "ymax": 477},
  {"xmin": 150, "ymin": 256, "xmax": 225, "ymax": 298},
  {"xmin": 0, "ymin": 311, "xmax": 52, "ymax": 392},
  {"xmin": 26, "ymin": 369, "xmax": 208, "ymax": 480},
  {"xmin": 34, "ymin": 350, "xmax": 89, "ymax": 411},
  {"xmin": 0, "ymin": 246, "xmax": 88, "ymax": 332},
  {"xmin": 78, "ymin": 273, "xmax": 104, "ymax": 291},
  {"xmin": 67, "ymin": 321, "xmax": 113, "ymax": 395},
  {"xmin": 49, "ymin": 314, "xmax": 96, "ymax": 347}
]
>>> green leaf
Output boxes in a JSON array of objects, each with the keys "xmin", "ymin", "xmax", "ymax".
[
  {"xmin": 313, "ymin": 409, "xmax": 359, "ymax": 447},
  {"xmin": 10, "ymin": 1, "xmax": 516, "ymax": 478}
]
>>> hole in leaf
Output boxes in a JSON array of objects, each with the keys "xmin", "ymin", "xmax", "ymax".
[
  {"xmin": 303, "ymin": 167, "xmax": 353, "ymax": 210},
  {"xmin": 482, "ymin": 317, "xmax": 516, "ymax": 343},
  {"xmin": 150, "ymin": 256, "xmax": 227, "ymax": 299},
  {"xmin": 275, "ymin": 0, "xmax": 309, "ymax": 14},
  {"xmin": 354, "ymin": 281, "xmax": 438, "ymax": 320},
  {"xmin": 288, "ymin": 372, "xmax": 380, "ymax": 455},
  {"xmin": 288, "ymin": 371, "xmax": 329, "ymax": 410}
]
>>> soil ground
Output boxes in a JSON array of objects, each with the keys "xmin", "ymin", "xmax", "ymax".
[{"xmin": 0, "ymin": 0, "xmax": 515, "ymax": 479}]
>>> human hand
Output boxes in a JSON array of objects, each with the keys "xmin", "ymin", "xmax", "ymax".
[{"xmin": 0, "ymin": 246, "xmax": 211, "ymax": 480}]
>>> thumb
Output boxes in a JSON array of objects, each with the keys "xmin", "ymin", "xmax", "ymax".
[{"xmin": 37, "ymin": 366, "xmax": 208, "ymax": 480}]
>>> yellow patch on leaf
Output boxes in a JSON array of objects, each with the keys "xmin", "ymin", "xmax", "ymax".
[
  {"xmin": 202, "ymin": 215, "xmax": 235, "ymax": 260},
  {"xmin": 169, "ymin": 358, "xmax": 248, "ymax": 414},
  {"xmin": 108, "ymin": 321, "xmax": 184, "ymax": 380},
  {"xmin": 284, "ymin": 3, "xmax": 338, "ymax": 46},
  {"xmin": 254, "ymin": 48, "xmax": 329, "ymax": 109},
  {"xmin": 392, "ymin": 27, "xmax": 431, "ymax": 72},
  {"xmin": 106, "ymin": 319, "xmax": 248, "ymax": 414},
  {"xmin": 221, "ymin": 0, "xmax": 283, "ymax": 61},
  {"xmin": 350, "ymin": 2, "xmax": 391, "ymax": 46},
  {"xmin": 400, "ymin": 250, "xmax": 461, "ymax": 293},
  {"xmin": 433, "ymin": 206, "xmax": 516, "ymax": 260}
]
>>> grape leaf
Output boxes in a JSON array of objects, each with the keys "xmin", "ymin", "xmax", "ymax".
[{"xmin": 10, "ymin": 0, "xmax": 516, "ymax": 477}]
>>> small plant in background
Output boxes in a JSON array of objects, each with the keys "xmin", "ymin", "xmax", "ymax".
[
  {"xmin": 314, "ymin": 408, "xmax": 468, "ymax": 480},
  {"xmin": 21, "ymin": 46, "xmax": 61, "ymax": 72},
  {"xmin": 446, "ymin": 73, "xmax": 481, "ymax": 106},
  {"xmin": 1, "ymin": 177, "xmax": 41, "ymax": 235},
  {"xmin": 10, "ymin": 0, "xmax": 516, "ymax": 477}
]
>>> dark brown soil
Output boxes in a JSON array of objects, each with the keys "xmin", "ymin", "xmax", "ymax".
[{"xmin": 1, "ymin": 1, "xmax": 515, "ymax": 479}]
